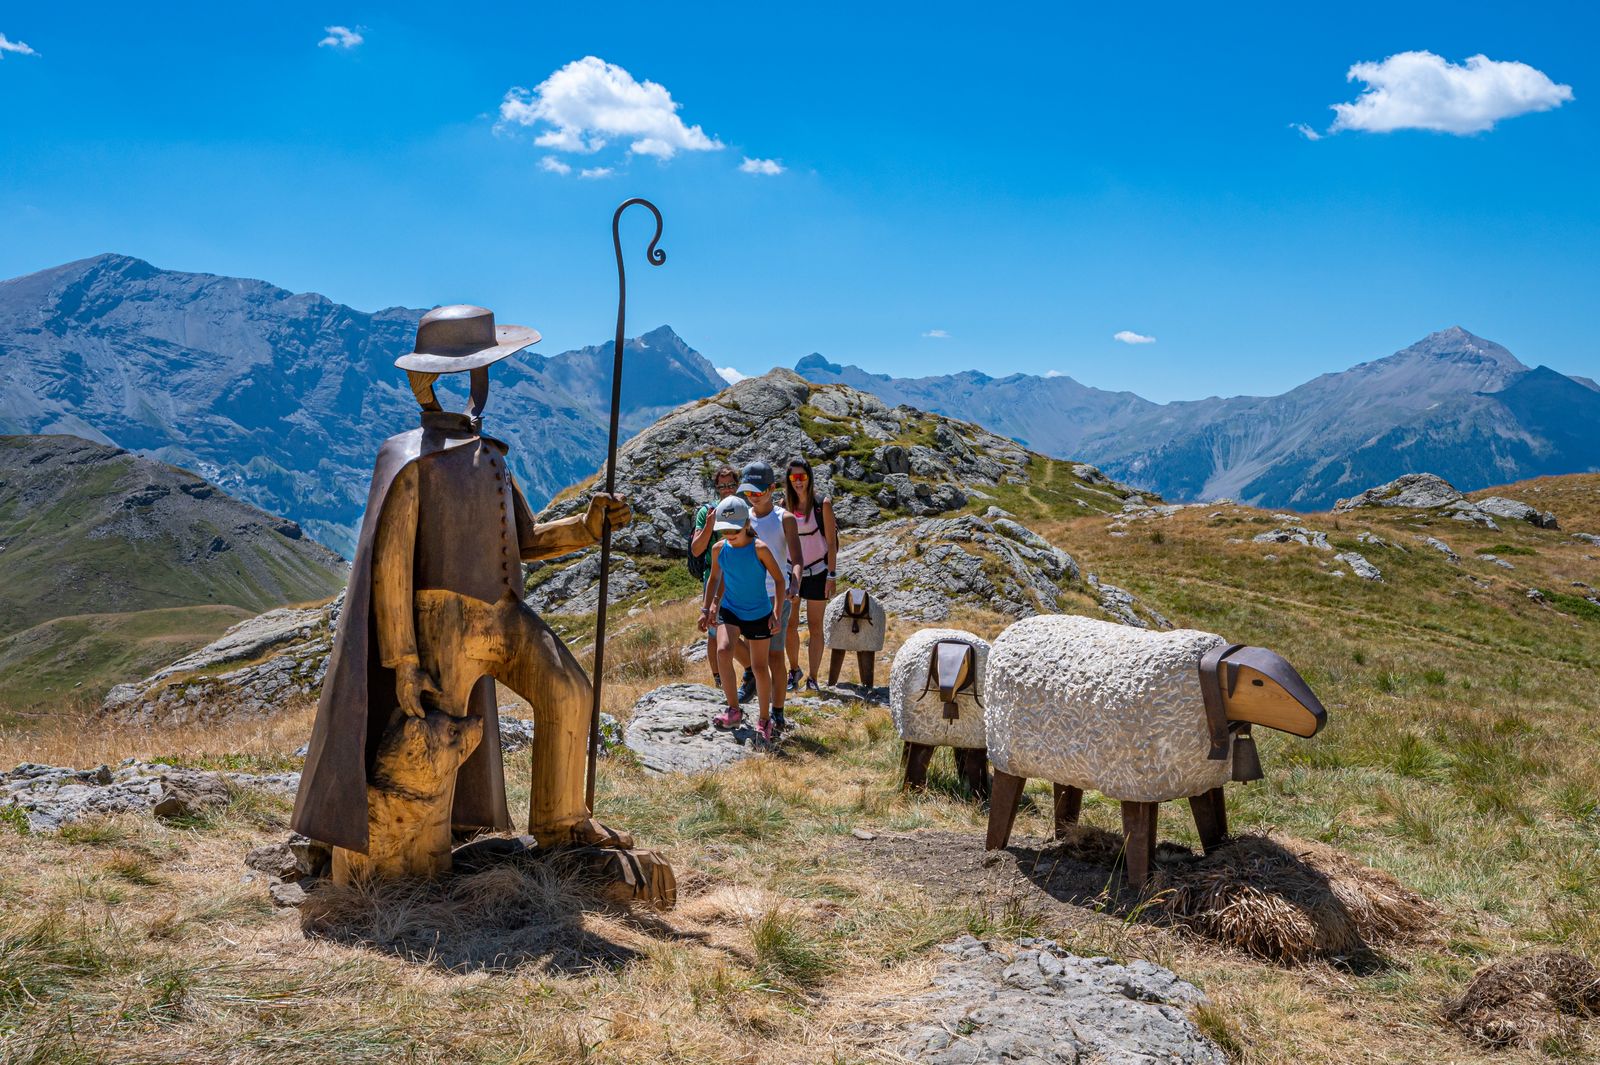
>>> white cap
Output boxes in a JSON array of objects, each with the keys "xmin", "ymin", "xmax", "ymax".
[{"xmin": 712, "ymin": 495, "xmax": 752, "ymax": 532}]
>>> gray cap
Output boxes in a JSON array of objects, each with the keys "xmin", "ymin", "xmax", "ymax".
[
  {"xmin": 738, "ymin": 460, "xmax": 776, "ymax": 495},
  {"xmin": 712, "ymin": 495, "xmax": 752, "ymax": 532}
]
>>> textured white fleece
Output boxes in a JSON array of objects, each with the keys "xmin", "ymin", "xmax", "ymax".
[
  {"xmin": 824, "ymin": 591, "xmax": 888, "ymax": 652},
  {"xmin": 985, "ymin": 614, "xmax": 1231, "ymax": 803},
  {"xmin": 890, "ymin": 628, "xmax": 991, "ymax": 749}
]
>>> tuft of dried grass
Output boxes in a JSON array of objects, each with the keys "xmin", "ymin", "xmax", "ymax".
[
  {"xmin": 1445, "ymin": 951, "xmax": 1600, "ymax": 1050},
  {"xmin": 1152, "ymin": 833, "xmax": 1436, "ymax": 965},
  {"xmin": 299, "ymin": 860, "xmax": 649, "ymax": 974}
]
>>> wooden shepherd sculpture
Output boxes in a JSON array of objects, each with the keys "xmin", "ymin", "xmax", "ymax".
[{"xmin": 291, "ymin": 302, "xmax": 673, "ymax": 904}]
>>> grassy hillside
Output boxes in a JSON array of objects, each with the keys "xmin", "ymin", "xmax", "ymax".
[
  {"xmin": 0, "ymin": 435, "xmax": 348, "ymax": 638},
  {"xmin": 1, "ymin": 476, "xmax": 1597, "ymax": 1062},
  {"xmin": 0, "ymin": 604, "xmax": 255, "ymax": 720}
]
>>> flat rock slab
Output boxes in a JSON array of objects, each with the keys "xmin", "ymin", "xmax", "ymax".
[
  {"xmin": 622, "ymin": 682, "xmax": 886, "ymax": 774},
  {"xmin": 875, "ymin": 935, "xmax": 1225, "ymax": 1064},
  {"xmin": 623, "ymin": 684, "xmax": 777, "ymax": 774}
]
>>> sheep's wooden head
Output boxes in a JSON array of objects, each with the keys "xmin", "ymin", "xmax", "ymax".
[{"xmin": 1199, "ymin": 643, "xmax": 1327, "ymax": 759}]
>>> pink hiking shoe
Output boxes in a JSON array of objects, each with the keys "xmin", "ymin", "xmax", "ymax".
[{"xmin": 714, "ymin": 706, "xmax": 744, "ymax": 730}]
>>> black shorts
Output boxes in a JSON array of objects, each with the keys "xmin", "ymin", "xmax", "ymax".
[
  {"xmin": 718, "ymin": 606, "xmax": 774, "ymax": 641},
  {"xmin": 799, "ymin": 570, "xmax": 829, "ymax": 601}
]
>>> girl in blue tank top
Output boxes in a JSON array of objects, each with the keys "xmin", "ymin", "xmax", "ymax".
[{"xmin": 700, "ymin": 498, "xmax": 785, "ymax": 741}]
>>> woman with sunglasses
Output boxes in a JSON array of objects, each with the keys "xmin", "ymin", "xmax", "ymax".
[
  {"xmin": 783, "ymin": 458, "xmax": 838, "ymax": 692},
  {"xmin": 689, "ymin": 465, "xmax": 747, "ymax": 688}
]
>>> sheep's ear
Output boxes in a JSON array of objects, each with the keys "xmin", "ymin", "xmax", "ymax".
[{"xmin": 1220, "ymin": 648, "xmax": 1327, "ymax": 738}]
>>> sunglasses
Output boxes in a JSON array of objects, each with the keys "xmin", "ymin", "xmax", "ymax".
[
  {"xmin": 788, "ymin": 471, "xmax": 809, "ymax": 481},
  {"xmin": 714, "ymin": 480, "xmax": 738, "ymax": 490}
]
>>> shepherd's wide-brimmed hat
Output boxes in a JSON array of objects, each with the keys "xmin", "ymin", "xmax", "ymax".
[{"xmin": 394, "ymin": 305, "xmax": 540, "ymax": 373}]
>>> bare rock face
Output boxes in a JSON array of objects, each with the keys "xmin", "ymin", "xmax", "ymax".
[
  {"xmin": 837, "ymin": 513, "xmax": 1080, "ymax": 622},
  {"xmin": 866, "ymin": 935, "xmax": 1225, "ymax": 1065}
]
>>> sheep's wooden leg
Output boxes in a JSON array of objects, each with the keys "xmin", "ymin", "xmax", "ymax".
[
  {"xmin": 901, "ymin": 742, "xmax": 935, "ymax": 791},
  {"xmin": 828, "ymin": 649, "xmax": 845, "ymax": 685},
  {"xmin": 1120, "ymin": 801, "xmax": 1158, "ymax": 891},
  {"xmin": 1053, "ymin": 784, "xmax": 1083, "ymax": 838},
  {"xmin": 986, "ymin": 772, "xmax": 1025, "ymax": 850},
  {"xmin": 954, "ymin": 747, "xmax": 990, "ymax": 800},
  {"xmin": 857, "ymin": 651, "xmax": 876, "ymax": 688},
  {"xmin": 1187, "ymin": 787, "xmax": 1228, "ymax": 854}
]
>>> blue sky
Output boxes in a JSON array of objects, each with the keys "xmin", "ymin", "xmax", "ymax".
[{"xmin": 1, "ymin": 2, "xmax": 1594, "ymax": 400}]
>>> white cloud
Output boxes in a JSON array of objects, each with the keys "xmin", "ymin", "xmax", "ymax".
[
  {"xmin": 1042, "ymin": 370, "xmax": 1065, "ymax": 378},
  {"xmin": 922, "ymin": 329, "xmax": 951, "ymax": 339},
  {"xmin": 578, "ymin": 166, "xmax": 613, "ymax": 179},
  {"xmin": 318, "ymin": 25, "xmax": 363, "ymax": 50},
  {"xmin": 499, "ymin": 56, "xmax": 723, "ymax": 160},
  {"xmin": 716, "ymin": 366, "xmax": 748, "ymax": 384},
  {"xmin": 540, "ymin": 157, "xmax": 572, "ymax": 175},
  {"xmin": 1305, "ymin": 51, "xmax": 1572, "ymax": 138},
  {"xmin": 1114, "ymin": 330, "xmax": 1156, "ymax": 345},
  {"xmin": 0, "ymin": 33, "xmax": 39, "ymax": 58},
  {"xmin": 740, "ymin": 157, "xmax": 785, "ymax": 175}
]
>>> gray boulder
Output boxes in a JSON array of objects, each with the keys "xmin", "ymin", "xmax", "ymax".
[
  {"xmin": 830, "ymin": 492, "xmax": 881, "ymax": 528},
  {"xmin": 2, "ymin": 760, "xmax": 299, "ymax": 833},
  {"xmin": 1423, "ymin": 536, "xmax": 1460, "ymax": 563},
  {"xmin": 1334, "ymin": 551, "xmax": 1383, "ymax": 581},
  {"xmin": 1336, "ymin": 472, "xmax": 1467, "ymax": 511},
  {"xmin": 1475, "ymin": 496, "xmax": 1559, "ymax": 529},
  {"xmin": 1252, "ymin": 526, "xmax": 1332, "ymax": 551},
  {"xmin": 877, "ymin": 935, "xmax": 1225, "ymax": 1065}
]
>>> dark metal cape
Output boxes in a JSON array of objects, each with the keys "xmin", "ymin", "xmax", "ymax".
[{"xmin": 290, "ymin": 422, "xmax": 513, "ymax": 852}]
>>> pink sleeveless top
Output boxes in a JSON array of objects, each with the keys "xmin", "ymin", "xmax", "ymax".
[{"xmin": 793, "ymin": 500, "xmax": 830, "ymax": 571}]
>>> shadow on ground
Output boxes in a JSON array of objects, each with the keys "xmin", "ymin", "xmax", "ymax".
[{"xmin": 847, "ymin": 823, "xmax": 1435, "ymax": 967}]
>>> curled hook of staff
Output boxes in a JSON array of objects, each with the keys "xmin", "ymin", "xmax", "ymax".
[{"xmin": 613, "ymin": 197, "xmax": 667, "ymax": 272}]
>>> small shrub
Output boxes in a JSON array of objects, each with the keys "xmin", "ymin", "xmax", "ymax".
[
  {"xmin": 1149, "ymin": 529, "xmax": 1166, "ymax": 545},
  {"xmin": 750, "ymin": 906, "xmax": 835, "ymax": 990},
  {"xmin": 0, "ymin": 805, "xmax": 30, "ymax": 836}
]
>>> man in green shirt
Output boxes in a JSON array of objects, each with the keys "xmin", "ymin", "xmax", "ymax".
[{"xmin": 689, "ymin": 465, "xmax": 746, "ymax": 688}]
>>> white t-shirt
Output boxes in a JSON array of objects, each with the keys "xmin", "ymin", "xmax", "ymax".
[{"xmin": 749, "ymin": 504, "xmax": 792, "ymax": 598}]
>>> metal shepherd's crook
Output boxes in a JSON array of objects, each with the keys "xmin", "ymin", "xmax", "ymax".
[{"xmin": 587, "ymin": 198, "xmax": 666, "ymax": 811}]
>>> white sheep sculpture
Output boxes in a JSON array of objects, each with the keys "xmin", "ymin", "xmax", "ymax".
[
  {"xmin": 984, "ymin": 614, "xmax": 1327, "ymax": 888},
  {"xmin": 824, "ymin": 588, "xmax": 887, "ymax": 688},
  {"xmin": 889, "ymin": 628, "xmax": 991, "ymax": 798}
]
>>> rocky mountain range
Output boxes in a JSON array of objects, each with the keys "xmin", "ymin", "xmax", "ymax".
[
  {"xmin": 0, "ymin": 254, "xmax": 729, "ymax": 556},
  {"xmin": 796, "ymin": 327, "xmax": 1600, "ymax": 510}
]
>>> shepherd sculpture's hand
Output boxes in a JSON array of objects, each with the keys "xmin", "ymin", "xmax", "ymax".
[
  {"xmin": 393, "ymin": 657, "xmax": 444, "ymax": 719},
  {"xmin": 583, "ymin": 493, "xmax": 632, "ymax": 541}
]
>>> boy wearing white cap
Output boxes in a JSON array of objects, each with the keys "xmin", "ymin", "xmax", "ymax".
[{"xmin": 699, "ymin": 495, "xmax": 786, "ymax": 742}]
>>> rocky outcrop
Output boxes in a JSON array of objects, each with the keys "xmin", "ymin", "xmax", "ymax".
[
  {"xmin": 1474, "ymin": 496, "xmax": 1559, "ymax": 529},
  {"xmin": 525, "ymin": 553, "xmax": 647, "ymax": 615},
  {"xmin": 835, "ymin": 512, "xmax": 1079, "ymax": 622},
  {"xmin": 1333, "ymin": 473, "xmax": 1577, "ymax": 537},
  {"xmin": 2, "ymin": 760, "xmax": 299, "ymax": 833},
  {"xmin": 868, "ymin": 935, "xmax": 1225, "ymax": 1065},
  {"xmin": 101, "ymin": 596, "xmax": 340, "ymax": 725}
]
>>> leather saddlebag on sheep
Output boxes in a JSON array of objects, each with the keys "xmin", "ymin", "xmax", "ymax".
[
  {"xmin": 984, "ymin": 614, "xmax": 1327, "ymax": 889},
  {"xmin": 824, "ymin": 588, "xmax": 887, "ymax": 687},
  {"xmin": 890, "ymin": 628, "xmax": 991, "ymax": 798}
]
